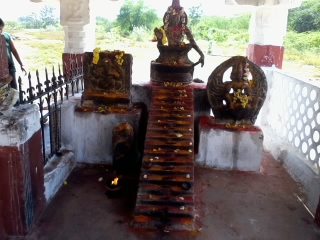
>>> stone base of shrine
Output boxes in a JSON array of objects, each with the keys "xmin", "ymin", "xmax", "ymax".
[
  {"xmin": 60, "ymin": 95, "xmax": 145, "ymax": 164},
  {"xmin": 196, "ymin": 116, "xmax": 263, "ymax": 172},
  {"xmin": 150, "ymin": 61, "xmax": 194, "ymax": 84}
]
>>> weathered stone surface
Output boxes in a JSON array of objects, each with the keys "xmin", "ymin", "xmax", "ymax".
[
  {"xmin": 81, "ymin": 51, "xmax": 132, "ymax": 108},
  {"xmin": 207, "ymin": 56, "xmax": 267, "ymax": 125},
  {"xmin": 196, "ymin": 116, "xmax": 263, "ymax": 172}
]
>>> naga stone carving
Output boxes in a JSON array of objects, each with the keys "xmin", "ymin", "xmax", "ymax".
[
  {"xmin": 151, "ymin": 0, "xmax": 204, "ymax": 83},
  {"xmin": 206, "ymin": 56, "xmax": 267, "ymax": 125},
  {"xmin": 112, "ymin": 122, "xmax": 135, "ymax": 174}
]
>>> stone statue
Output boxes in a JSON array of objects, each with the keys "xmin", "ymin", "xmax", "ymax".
[
  {"xmin": 112, "ymin": 122, "xmax": 135, "ymax": 174},
  {"xmin": 154, "ymin": 0, "xmax": 204, "ymax": 67},
  {"xmin": 151, "ymin": 0, "xmax": 204, "ymax": 83},
  {"xmin": 207, "ymin": 56, "xmax": 268, "ymax": 125},
  {"xmin": 81, "ymin": 50, "xmax": 132, "ymax": 109}
]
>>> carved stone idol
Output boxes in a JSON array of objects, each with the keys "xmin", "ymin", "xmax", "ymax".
[
  {"xmin": 81, "ymin": 49, "xmax": 133, "ymax": 109},
  {"xmin": 151, "ymin": 0, "xmax": 204, "ymax": 84},
  {"xmin": 112, "ymin": 122, "xmax": 135, "ymax": 174},
  {"xmin": 206, "ymin": 56, "xmax": 268, "ymax": 125}
]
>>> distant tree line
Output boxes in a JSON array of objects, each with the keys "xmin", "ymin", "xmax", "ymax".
[
  {"xmin": 19, "ymin": 6, "xmax": 59, "ymax": 29},
  {"xmin": 288, "ymin": 0, "xmax": 320, "ymax": 32},
  {"xmin": 100, "ymin": 0, "xmax": 320, "ymax": 41},
  {"xmin": 5, "ymin": 0, "xmax": 319, "ymax": 35}
]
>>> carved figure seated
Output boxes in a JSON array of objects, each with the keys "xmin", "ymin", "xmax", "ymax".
[
  {"xmin": 154, "ymin": 0, "xmax": 204, "ymax": 67},
  {"xmin": 87, "ymin": 49, "xmax": 127, "ymax": 93},
  {"xmin": 207, "ymin": 56, "xmax": 268, "ymax": 125}
]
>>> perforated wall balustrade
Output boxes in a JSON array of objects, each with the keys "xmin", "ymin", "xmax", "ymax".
[{"xmin": 266, "ymin": 70, "xmax": 320, "ymax": 176}]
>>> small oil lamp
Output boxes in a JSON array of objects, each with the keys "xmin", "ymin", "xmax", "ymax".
[{"xmin": 105, "ymin": 175, "xmax": 124, "ymax": 192}]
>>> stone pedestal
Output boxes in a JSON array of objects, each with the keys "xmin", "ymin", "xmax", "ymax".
[
  {"xmin": 61, "ymin": 96, "xmax": 144, "ymax": 164},
  {"xmin": 150, "ymin": 62, "xmax": 194, "ymax": 84},
  {"xmin": 0, "ymin": 104, "xmax": 45, "ymax": 236},
  {"xmin": 196, "ymin": 116, "xmax": 263, "ymax": 172},
  {"xmin": 151, "ymin": 45, "xmax": 194, "ymax": 84}
]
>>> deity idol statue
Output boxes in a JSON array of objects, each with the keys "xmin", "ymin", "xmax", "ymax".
[
  {"xmin": 152, "ymin": 0, "xmax": 204, "ymax": 83},
  {"xmin": 207, "ymin": 56, "xmax": 268, "ymax": 125}
]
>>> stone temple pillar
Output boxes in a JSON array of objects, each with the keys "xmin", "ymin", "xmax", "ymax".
[
  {"xmin": 247, "ymin": 6, "xmax": 288, "ymax": 69},
  {"xmin": 226, "ymin": 0, "xmax": 302, "ymax": 69},
  {"xmin": 60, "ymin": 0, "xmax": 96, "ymax": 73}
]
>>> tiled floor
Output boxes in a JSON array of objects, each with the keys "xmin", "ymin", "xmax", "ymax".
[{"xmin": 13, "ymin": 151, "xmax": 320, "ymax": 240}]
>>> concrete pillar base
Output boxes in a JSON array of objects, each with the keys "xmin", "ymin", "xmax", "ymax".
[
  {"xmin": 196, "ymin": 116, "xmax": 263, "ymax": 172},
  {"xmin": 247, "ymin": 44, "xmax": 284, "ymax": 69},
  {"xmin": 0, "ymin": 104, "xmax": 45, "ymax": 236}
]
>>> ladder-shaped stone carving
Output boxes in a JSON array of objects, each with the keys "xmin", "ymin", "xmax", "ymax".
[{"xmin": 133, "ymin": 85, "xmax": 195, "ymax": 231}]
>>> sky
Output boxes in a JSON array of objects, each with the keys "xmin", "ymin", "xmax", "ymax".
[{"xmin": 0, "ymin": 0, "xmax": 251, "ymax": 22}]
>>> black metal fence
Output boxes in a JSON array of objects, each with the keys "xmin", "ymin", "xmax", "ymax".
[{"xmin": 17, "ymin": 59, "xmax": 84, "ymax": 165}]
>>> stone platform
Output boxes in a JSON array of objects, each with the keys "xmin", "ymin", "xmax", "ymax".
[{"xmin": 196, "ymin": 116, "xmax": 263, "ymax": 172}]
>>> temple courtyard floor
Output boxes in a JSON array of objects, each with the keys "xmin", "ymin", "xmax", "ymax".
[{"xmin": 9, "ymin": 151, "xmax": 320, "ymax": 240}]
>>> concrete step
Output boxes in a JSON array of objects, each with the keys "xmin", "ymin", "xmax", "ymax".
[
  {"xmin": 133, "ymin": 85, "xmax": 195, "ymax": 231},
  {"xmin": 137, "ymin": 183, "xmax": 194, "ymax": 196}
]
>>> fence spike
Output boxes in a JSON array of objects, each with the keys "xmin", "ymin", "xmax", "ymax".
[
  {"xmin": 35, "ymin": 69, "xmax": 43, "ymax": 95},
  {"xmin": 26, "ymin": 72, "xmax": 35, "ymax": 102},
  {"xmin": 17, "ymin": 63, "xmax": 84, "ymax": 164},
  {"xmin": 52, "ymin": 66, "xmax": 57, "ymax": 88},
  {"xmin": 18, "ymin": 76, "xmax": 25, "ymax": 104}
]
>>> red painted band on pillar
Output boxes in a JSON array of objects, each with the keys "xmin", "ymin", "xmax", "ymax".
[
  {"xmin": 247, "ymin": 44, "xmax": 284, "ymax": 69},
  {"xmin": 62, "ymin": 53, "xmax": 84, "ymax": 76},
  {"xmin": 0, "ymin": 130, "xmax": 45, "ymax": 236}
]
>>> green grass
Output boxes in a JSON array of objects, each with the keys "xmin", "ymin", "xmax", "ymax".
[{"xmin": 24, "ymin": 41, "xmax": 64, "ymax": 72}]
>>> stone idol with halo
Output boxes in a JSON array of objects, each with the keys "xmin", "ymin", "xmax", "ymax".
[{"xmin": 207, "ymin": 56, "xmax": 268, "ymax": 126}]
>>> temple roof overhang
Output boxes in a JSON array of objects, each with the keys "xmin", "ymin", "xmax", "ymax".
[
  {"xmin": 225, "ymin": 0, "xmax": 302, "ymax": 8},
  {"xmin": 31, "ymin": 0, "xmax": 301, "ymax": 7}
]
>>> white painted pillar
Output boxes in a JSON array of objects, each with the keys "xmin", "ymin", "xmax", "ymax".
[
  {"xmin": 225, "ymin": 0, "xmax": 302, "ymax": 69},
  {"xmin": 247, "ymin": 6, "xmax": 288, "ymax": 69},
  {"xmin": 60, "ymin": 0, "xmax": 96, "ymax": 53}
]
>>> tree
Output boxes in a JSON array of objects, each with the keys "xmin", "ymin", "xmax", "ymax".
[
  {"xmin": 39, "ymin": 5, "xmax": 59, "ymax": 28},
  {"xmin": 19, "ymin": 13, "xmax": 42, "ymax": 29},
  {"xmin": 288, "ymin": 0, "xmax": 320, "ymax": 32},
  {"xmin": 115, "ymin": 0, "xmax": 159, "ymax": 36},
  {"xmin": 18, "ymin": 5, "xmax": 58, "ymax": 29},
  {"xmin": 96, "ymin": 17, "xmax": 114, "ymax": 32},
  {"xmin": 188, "ymin": 4, "xmax": 203, "ymax": 28}
]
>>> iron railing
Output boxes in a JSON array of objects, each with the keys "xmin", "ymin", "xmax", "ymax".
[{"xmin": 17, "ymin": 58, "xmax": 84, "ymax": 165}]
